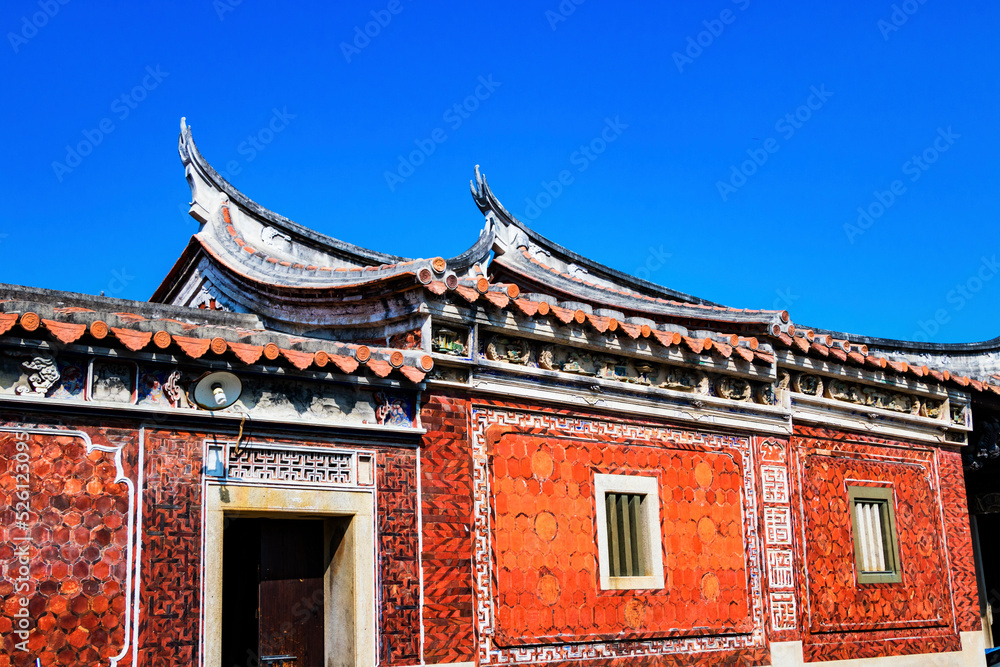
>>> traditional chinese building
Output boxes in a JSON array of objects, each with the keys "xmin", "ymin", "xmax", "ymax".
[{"xmin": 2, "ymin": 118, "xmax": 1000, "ymax": 666}]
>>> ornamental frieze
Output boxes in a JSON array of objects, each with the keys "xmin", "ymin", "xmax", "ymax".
[
  {"xmin": 0, "ymin": 346, "xmax": 417, "ymax": 429},
  {"xmin": 481, "ymin": 334, "xmax": 775, "ymax": 405},
  {"xmin": 788, "ymin": 371, "xmax": 949, "ymax": 420}
]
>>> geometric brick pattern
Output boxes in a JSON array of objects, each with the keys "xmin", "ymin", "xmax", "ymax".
[
  {"xmin": 793, "ymin": 426, "xmax": 966, "ymax": 661},
  {"xmin": 420, "ymin": 394, "xmax": 475, "ymax": 663},
  {"xmin": 137, "ymin": 430, "xmax": 204, "ymax": 667},
  {"xmin": 471, "ymin": 404, "xmax": 767, "ymax": 665},
  {"xmin": 0, "ymin": 423, "xmax": 136, "ymax": 667},
  {"xmin": 377, "ymin": 448, "xmax": 420, "ymax": 665},
  {"xmin": 937, "ymin": 447, "xmax": 981, "ymax": 633},
  {"xmin": 491, "ymin": 432, "xmax": 749, "ymax": 644}
]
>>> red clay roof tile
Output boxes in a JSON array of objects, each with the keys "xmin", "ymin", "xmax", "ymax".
[
  {"xmin": 400, "ymin": 366, "xmax": 426, "ymax": 383},
  {"xmin": 173, "ymin": 336, "xmax": 212, "ymax": 359},
  {"xmin": 367, "ymin": 359, "xmax": 392, "ymax": 377},
  {"xmin": 280, "ymin": 348, "xmax": 314, "ymax": 370},
  {"xmin": 111, "ymin": 327, "xmax": 152, "ymax": 352},
  {"xmin": 228, "ymin": 342, "xmax": 264, "ymax": 364},
  {"xmin": 42, "ymin": 319, "xmax": 86, "ymax": 345}
]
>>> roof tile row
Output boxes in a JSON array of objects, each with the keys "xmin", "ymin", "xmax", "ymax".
[
  {"xmin": 775, "ymin": 330, "xmax": 1000, "ymax": 396},
  {"xmin": 0, "ymin": 308, "xmax": 432, "ymax": 383}
]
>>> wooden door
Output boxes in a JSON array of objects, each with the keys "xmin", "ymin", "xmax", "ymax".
[{"xmin": 258, "ymin": 519, "xmax": 326, "ymax": 666}]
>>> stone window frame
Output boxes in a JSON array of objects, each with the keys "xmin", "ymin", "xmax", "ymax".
[
  {"xmin": 848, "ymin": 485, "xmax": 903, "ymax": 585},
  {"xmin": 594, "ymin": 473, "xmax": 665, "ymax": 590}
]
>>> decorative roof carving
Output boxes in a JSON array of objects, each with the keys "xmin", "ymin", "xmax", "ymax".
[{"xmin": 156, "ymin": 118, "xmax": 495, "ymax": 307}]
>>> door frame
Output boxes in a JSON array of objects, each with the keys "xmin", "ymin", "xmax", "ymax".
[{"xmin": 203, "ymin": 482, "xmax": 376, "ymax": 667}]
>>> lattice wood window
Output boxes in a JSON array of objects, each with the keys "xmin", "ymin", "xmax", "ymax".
[
  {"xmin": 848, "ymin": 486, "xmax": 902, "ymax": 584},
  {"xmin": 594, "ymin": 473, "xmax": 664, "ymax": 590}
]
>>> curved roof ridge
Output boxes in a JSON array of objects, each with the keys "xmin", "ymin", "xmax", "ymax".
[
  {"xmin": 180, "ymin": 117, "xmax": 407, "ymax": 266},
  {"xmin": 470, "ymin": 165, "xmax": 720, "ymax": 307},
  {"xmin": 806, "ymin": 325, "xmax": 1000, "ymax": 354}
]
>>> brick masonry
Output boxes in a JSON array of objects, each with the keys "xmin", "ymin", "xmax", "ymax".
[
  {"xmin": 0, "ymin": 413, "xmax": 422, "ymax": 667},
  {"xmin": 0, "ymin": 407, "xmax": 981, "ymax": 667},
  {"xmin": 468, "ymin": 400, "xmax": 768, "ymax": 666},
  {"xmin": 792, "ymin": 425, "xmax": 978, "ymax": 662},
  {"xmin": 420, "ymin": 393, "xmax": 476, "ymax": 664}
]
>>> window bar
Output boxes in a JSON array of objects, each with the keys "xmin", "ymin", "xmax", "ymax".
[
  {"xmin": 621, "ymin": 494, "xmax": 634, "ymax": 577},
  {"xmin": 866, "ymin": 503, "xmax": 880, "ymax": 571},
  {"xmin": 857, "ymin": 503, "xmax": 873, "ymax": 571},
  {"xmin": 871, "ymin": 502, "xmax": 886, "ymax": 571},
  {"xmin": 607, "ymin": 494, "xmax": 621, "ymax": 577},
  {"xmin": 629, "ymin": 494, "xmax": 643, "ymax": 577}
]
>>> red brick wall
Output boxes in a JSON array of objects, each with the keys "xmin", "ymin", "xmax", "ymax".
[
  {"xmin": 793, "ymin": 426, "xmax": 976, "ymax": 661},
  {"xmin": 0, "ymin": 414, "xmax": 421, "ymax": 667},
  {"xmin": 377, "ymin": 447, "xmax": 420, "ymax": 665},
  {"xmin": 419, "ymin": 393, "xmax": 476, "ymax": 663},
  {"xmin": 469, "ymin": 401, "xmax": 768, "ymax": 666},
  {"xmin": 0, "ymin": 422, "xmax": 137, "ymax": 667},
  {"xmin": 138, "ymin": 429, "xmax": 203, "ymax": 667},
  {"xmin": 490, "ymin": 430, "xmax": 749, "ymax": 645}
]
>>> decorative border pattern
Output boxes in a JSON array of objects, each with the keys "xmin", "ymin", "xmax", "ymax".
[
  {"xmin": 756, "ymin": 437, "xmax": 798, "ymax": 637},
  {"xmin": 469, "ymin": 405, "xmax": 765, "ymax": 664}
]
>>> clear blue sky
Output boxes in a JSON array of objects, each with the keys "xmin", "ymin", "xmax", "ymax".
[{"xmin": 2, "ymin": 1, "xmax": 997, "ymax": 343}]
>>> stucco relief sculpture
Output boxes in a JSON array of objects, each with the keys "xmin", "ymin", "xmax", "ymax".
[{"xmin": 14, "ymin": 354, "xmax": 60, "ymax": 396}]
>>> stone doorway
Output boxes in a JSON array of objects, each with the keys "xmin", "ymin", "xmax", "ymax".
[{"xmin": 204, "ymin": 483, "xmax": 376, "ymax": 667}]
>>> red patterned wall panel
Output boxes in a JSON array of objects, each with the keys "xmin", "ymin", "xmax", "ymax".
[
  {"xmin": 491, "ymin": 432, "xmax": 749, "ymax": 644},
  {"xmin": 793, "ymin": 426, "xmax": 971, "ymax": 661},
  {"xmin": 137, "ymin": 430, "xmax": 203, "ymax": 667},
  {"xmin": 377, "ymin": 447, "xmax": 420, "ymax": 665},
  {"xmin": 0, "ymin": 419, "xmax": 139, "ymax": 667},
  {"xmin": 470, "ymin": 402, "xmax": 768, "ymax": 666},
  {"xmin": 420, "ymin": 394, "xmax": 475, "ymax": 663},
  {"xmin": 938, "ymin": 448, "xmax": 981, "ymax": 632}
]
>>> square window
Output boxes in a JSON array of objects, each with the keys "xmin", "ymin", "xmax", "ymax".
[
  {"xmin": 848, "ymin": 486, "xmax": 902, "ymax": 584},
  {"xmin": 594, "ymin": 474, "xmax": 664, "ymax": 590}
]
